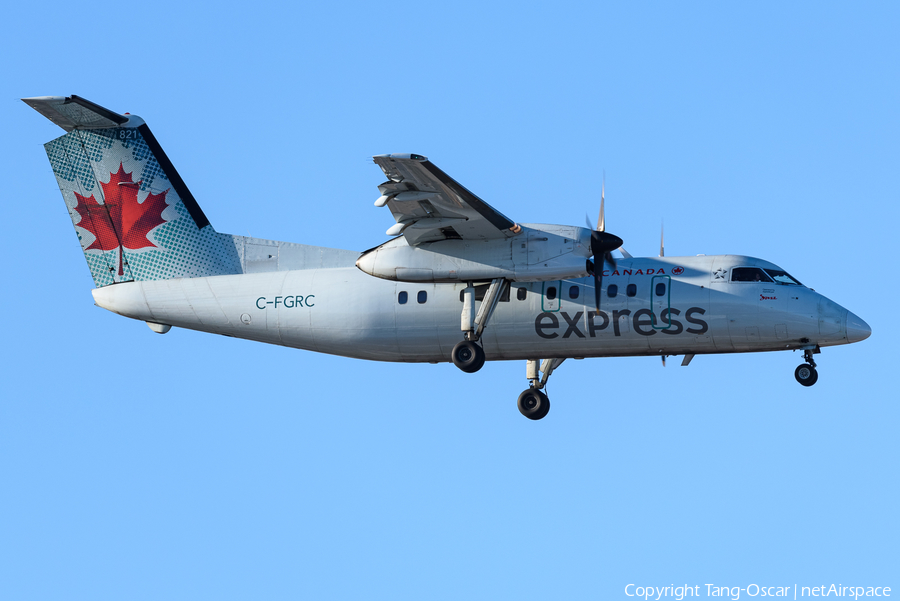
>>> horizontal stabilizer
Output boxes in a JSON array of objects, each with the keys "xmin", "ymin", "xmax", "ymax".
[{"xmin": 23, "ymin": 95, "xmax": 129, "ymax": 131}]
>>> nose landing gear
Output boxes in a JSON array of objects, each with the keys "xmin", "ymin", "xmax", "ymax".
[
  {"xmin": 794, "ymin": 363, "xmax": 818, "ymax": 386},
  {"xmin": 794, "ymin": 347, "xmax": 819, "ymax": 387}
]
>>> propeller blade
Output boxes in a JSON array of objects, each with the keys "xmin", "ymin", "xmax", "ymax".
[
  {"xmin": 590, "ymin": 231, "xmax": 622, "ymax": 313},
  {"xmin": 585, "ymin": 213, "xmax": 593, "ymax": 230},
  {"xmin": 597, "ymin": 176, "xmax": 606, "ymax": 232},
  {"xmin": 586, "ymin": 174, "xmax": 623, "ymax": 313},
  {"xmin": 604, "ymin": 251, "xmax": 617, "ymax": 270}
]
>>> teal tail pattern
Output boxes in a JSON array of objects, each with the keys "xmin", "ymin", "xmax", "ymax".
[{"xmin": 26, "ymin": 95, "xmax": 241, "ymax": 287}]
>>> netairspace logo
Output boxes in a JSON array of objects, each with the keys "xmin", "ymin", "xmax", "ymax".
[{"xmin": 624, "ymin": 584, "xmax": 891, "ymax": 600}]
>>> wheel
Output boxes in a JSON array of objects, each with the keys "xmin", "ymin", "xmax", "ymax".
[
  {"xmin": 517, "ymin": 389, "xmax": 550, "ymax": 420},
  {"xmin": 794, "ymin": 363, "xmax": 818, "ymax": 387},
  {"xmin": 452, "ymin": 340, "xmax": 485, "ymax": 373}
]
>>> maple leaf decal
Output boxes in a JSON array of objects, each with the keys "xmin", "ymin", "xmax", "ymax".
[{"xmin": 73, "ymin": 164, "xmax": 169, "ymax": 276}]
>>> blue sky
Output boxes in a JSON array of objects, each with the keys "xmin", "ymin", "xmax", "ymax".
[{"xmin": 2, "ymin": 2, "xmax": 897, "ymax": 599}]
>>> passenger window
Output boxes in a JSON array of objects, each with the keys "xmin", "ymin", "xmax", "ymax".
[
  {"xmin": 417, "ymin": 290, "xmax": 427, "ymax": 304},
  {"xmin": 626, "ymin": 284, "xmax": 636, "ymax": 297},
  {"xmin": 517, "ymin": 287, "xmax": 527, "ymax": 301},
  {"xmin": 398, "ymin": 291, "xmax": 408, "ymax": 304},
  {"xmin": 607, "ymin": 284, "xmax": 618, "ymax": 298},
  {"xmin": 546, "ymin": 286, "xmax": 557, "ymax": 300},
  {"xmin": 655, "ymin": 283, "xmax": 666, "ymax": 296},
  {"xmin": 569, "ymin": 285, "xmax": 579, "ymax": 300},
  {"xmin": 732, "ymin": 267, "xmax": 773, "ymax": 283}
]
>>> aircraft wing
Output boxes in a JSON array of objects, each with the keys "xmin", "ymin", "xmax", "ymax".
[{"xmin": 373, "ymin": 154, "xmax": 520, "ymax": 245}]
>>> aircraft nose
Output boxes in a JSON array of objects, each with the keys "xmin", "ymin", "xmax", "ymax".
[{"xmin": 846, "ymin": 311, "xmax": 871, "ymax": 343}]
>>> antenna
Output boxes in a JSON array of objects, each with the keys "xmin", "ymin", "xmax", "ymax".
[{"xmin": 659, "ymin": 221, "xmax": 664, "ymax": 257}]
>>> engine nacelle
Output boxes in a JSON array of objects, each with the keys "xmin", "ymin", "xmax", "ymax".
[{"xmin": 356, "ymin": 224, "xmax": 594, "ymax": 283}]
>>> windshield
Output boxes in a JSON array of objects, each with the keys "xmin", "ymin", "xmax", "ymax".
[
  {"xmin": 764, "ymin": 269, "xmax": 803, "ymax": 286},
  {"xmin": 731, "ymin": 267, "xmax": 773, "ymax": 283}
]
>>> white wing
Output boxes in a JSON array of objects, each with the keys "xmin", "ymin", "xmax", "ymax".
[{"xmin": 372, "ymin": 154, "xmax": 520, "ymax": 245}]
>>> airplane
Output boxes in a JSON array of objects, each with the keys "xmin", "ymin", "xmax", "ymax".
[{"xmin": 24, "ymin": 95, "xmax": 871, "ymax": 420}]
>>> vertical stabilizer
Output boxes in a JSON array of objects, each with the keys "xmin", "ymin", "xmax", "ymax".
[{"xmin": 25, "ymin": 95, "xmax": 241, "ymax": 287}]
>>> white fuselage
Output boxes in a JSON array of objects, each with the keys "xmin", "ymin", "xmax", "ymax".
[{"xmin": 90, "ymin": 253, "xmax": 859, "ymax": 363}]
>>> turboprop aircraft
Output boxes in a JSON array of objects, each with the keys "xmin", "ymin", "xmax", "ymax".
[{"xmin": 25, "ymin": 95, "xmax": 871, "ymax": 420}]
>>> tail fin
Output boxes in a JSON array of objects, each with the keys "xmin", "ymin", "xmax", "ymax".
[{"xmin": 24, "ymin": 95, "xmax": 241, "ymax": 287}]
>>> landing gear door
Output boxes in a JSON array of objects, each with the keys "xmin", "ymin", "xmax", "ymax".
[
  {"xmin": 541, "ymin": 281, "xmax": 561, "ymax": 312},
  {"xmin": 651, "ymin": 275, "xmax": 672, "ymax": 330}
]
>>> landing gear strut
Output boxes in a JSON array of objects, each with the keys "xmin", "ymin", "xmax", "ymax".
[
  {"xmin": 794, "ymin": 347, "xmax": 819, "ymax": 387},
  {"xmin": 452, "ymin": 278, "xmax": 507, "ymax": 374},
  {"xmin": 517, "ymin": 358, "xmax": 565, "ymax": 420}
]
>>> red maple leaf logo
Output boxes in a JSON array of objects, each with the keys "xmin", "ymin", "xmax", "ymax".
[{"xmin": 73, "ymin": 164, "xmax": 169, "ymax": 276}]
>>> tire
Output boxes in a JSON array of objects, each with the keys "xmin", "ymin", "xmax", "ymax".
[
  {"xmin": 517, "ymin": 389, "xmax": 550, "ymax": 420},
  {"xmin": 452, "ymin": 340, "xmax": 485, "ymax": 373},
  {"xmin": 794, "ymin": 363, "xmax": 818, "ymax": 387},
  {"xmin": 473, "ymin": 343, "xmax": 485, "ymax": 371}
]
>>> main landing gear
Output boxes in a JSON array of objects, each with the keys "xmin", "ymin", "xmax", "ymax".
[
  {"xmin": 451, "ymin": 340, "xmax": 485, "ymax": 373},
  {"xmin": 518, "ymin": 389, "xmax": 550, "ymax": 421},
  {"xmin": 517, "ymin": 358, "xmax": 565, "ymax": 420},
  {"xmin": 452, "ymin": 278, "xmax": 507, "ymax": 374},
  {"xmin": 794, "ymin": 347, "xmax": 819, "ymax": 387},
  {"xmin": 451, "ymin": 278, "xmax": 562, "ymax": 421}
]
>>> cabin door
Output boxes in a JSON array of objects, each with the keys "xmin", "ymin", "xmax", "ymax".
[
  {"xmin": 651, "ymin": 274, "xmax": 673, "ymax": 330},
  {"xmin": 541, "ymin": 281, "xmax": 561, "ymax": 312}
]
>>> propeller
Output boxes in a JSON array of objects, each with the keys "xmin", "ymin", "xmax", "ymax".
[{"xmin": 585, "ymin": 178, "xmax": 624, "ymax": 313}]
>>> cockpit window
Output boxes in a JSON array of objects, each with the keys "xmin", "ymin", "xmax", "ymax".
[
  {"xmin": 731, "ymin": 267, "xmax": 773, "ymax": 283},
  {"xmin": 764, "ymin": 269, "xmax": 803, "ymax": 286}
]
